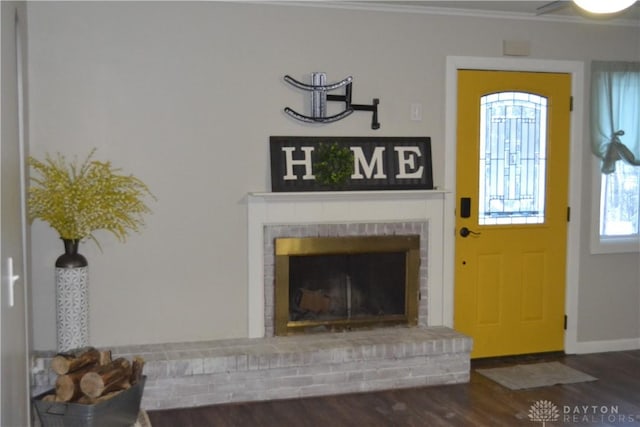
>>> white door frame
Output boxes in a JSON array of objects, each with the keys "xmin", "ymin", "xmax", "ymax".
[
  {"xmin": 443, "ymin": 56, "xmax": 584, "ymax": 354},
  {"xmin": 1, "ymin": 4, "xmax": 31, "ymax": 425}
]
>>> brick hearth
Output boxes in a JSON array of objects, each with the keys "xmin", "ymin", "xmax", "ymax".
[{"xmin": 32, "ymin": 326, "xmax": 471, "ymax": 410}]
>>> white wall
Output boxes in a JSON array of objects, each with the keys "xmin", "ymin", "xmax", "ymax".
[{"xmin": 26, "ymin": 2, "xmax": 639, "ymax": 350}]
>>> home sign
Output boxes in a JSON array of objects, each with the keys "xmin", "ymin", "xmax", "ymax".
[{"xmin": 270, "ymin": 136, "xmax": 433, "ymax": 192}]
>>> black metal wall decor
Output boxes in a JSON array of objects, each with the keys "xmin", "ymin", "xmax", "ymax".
[
  {"xmin": 270, "ymin": 136, "xmax": 433, "ymax": 192},
  {"xmin": 284, "ymin": 73, "xmax": 380, "ymax": 130}
]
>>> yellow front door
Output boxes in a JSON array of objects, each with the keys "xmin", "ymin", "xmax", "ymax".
[{"xmin": 454, "ymin": 70, "xmax": 571, "ymax": 358}]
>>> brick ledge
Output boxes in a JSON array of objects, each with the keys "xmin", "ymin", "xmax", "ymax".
[{"xmin": 32, "ymin": 326, "xmax": 472, "ymax": 410}]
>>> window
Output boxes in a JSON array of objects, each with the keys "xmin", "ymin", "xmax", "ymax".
[
  {"xmin": 479, "ymin": 92, "xmax": 548, "ymax": 225},
  {"xmin": 590, "ymin": 61, "xmax": 640, "ymax": 253},
  {"xmin": 600, "ymin": 161, "xmax": 640, "ymax": 237}
]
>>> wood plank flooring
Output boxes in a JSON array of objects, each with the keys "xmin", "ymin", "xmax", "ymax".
[{"xmin": 147, "ymin": 350, "xmax": 640, "ymax": 426}]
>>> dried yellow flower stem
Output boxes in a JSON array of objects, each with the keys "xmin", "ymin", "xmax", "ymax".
[{"xmin": 28, "ymin": 149, "xmax": 155, "ymax": 247}]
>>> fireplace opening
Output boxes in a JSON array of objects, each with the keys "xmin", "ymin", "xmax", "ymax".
[{"xmin": 274, "ymin": 235, "xmax": 420, "ymax": 335}]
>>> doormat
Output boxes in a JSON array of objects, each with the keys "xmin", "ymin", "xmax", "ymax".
[{"xmin": 476, "ymin": 361, "xmax": 597, "ymax": 390}]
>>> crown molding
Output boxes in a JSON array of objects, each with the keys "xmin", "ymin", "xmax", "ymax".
[{"xmin": 250, "ymin": 1, "xmax": 639, "ymax": 27}]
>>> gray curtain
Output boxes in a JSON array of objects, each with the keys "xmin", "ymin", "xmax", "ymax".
[{"xmin": 590, "ymin": 61, "xmax": 640, "ymax": 174}]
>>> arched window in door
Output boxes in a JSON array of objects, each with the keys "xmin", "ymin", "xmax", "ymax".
[{"xmin": 479, "ymin": 92, "xmax": 548, "ymax": 225}]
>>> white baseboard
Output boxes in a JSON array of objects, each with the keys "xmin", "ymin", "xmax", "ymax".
[{"xmin": 566, "ymin": 337, "xmax": 640, "ymax": 355}]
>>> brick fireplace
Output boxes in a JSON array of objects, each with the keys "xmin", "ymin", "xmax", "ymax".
[
  {"xmin": 248, "ymin": 189, "xmax": 452, "ymax": 337},
  {"xmin": 32, "ymin": 190, "xmax": 471, "ymax": 410}
]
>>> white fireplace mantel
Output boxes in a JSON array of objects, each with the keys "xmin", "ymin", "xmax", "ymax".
[{"xmin": 247, "ymin": 190, "xmax": 454, "ymax": 338}]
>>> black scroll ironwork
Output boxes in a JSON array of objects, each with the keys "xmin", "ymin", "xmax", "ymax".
[{"xmin": 284, "ymin": 73, "xmax": 380, "ymax": 130}]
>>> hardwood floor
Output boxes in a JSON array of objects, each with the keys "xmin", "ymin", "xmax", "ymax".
[{"xmin": 147, "ymin": 350, "xmax": 640, "ymax": 426}]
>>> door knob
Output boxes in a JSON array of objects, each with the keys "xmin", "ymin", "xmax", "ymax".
[
  {"xmin": 459, "ymin": 227, "xmax": 481, "ymax": 238},
  {"xmin": 7, "ymin": 257, "xmax": 20, "ymax": 307}
]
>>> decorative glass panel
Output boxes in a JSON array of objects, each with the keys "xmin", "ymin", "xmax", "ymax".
[{"xmin": 479, "ymin": 92, "xmax": 548, "ymax": 225}]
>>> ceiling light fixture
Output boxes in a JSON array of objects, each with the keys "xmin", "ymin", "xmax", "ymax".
[{"xmin": 572, "ymin": 0, "xmax": 636, "ymax": 14}]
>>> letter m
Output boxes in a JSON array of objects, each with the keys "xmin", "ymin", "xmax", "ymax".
[{"xmin": 350, "ymin": 146, "xmax": 387, "ymax": 179}]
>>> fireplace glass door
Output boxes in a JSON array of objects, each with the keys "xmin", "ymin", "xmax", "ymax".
[{"xmin": 274, "ymin": 235, "xmax": 420, "ymax": 335}]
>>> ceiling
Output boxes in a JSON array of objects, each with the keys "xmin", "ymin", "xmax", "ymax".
[{"xmin": 344, "ymin": 1, "xmax": 640, "ymax": 23}]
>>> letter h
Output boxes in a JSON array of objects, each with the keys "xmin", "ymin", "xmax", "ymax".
[{"xmin": 282, "ymin": 146, "xmax": 315, "ymax": 180}]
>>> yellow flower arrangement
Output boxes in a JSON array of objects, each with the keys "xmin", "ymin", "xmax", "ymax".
[{"xmin": 28, "ymin": 149, "xmax": 155, "ymax": 247}]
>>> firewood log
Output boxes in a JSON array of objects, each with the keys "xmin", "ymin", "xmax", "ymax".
[
  {"xmin": 79, "ymin": 357, "xmax": 132, "ymax": 399},
  {"xmin": 101, "ymin": 376, "xmax": 131, "ymax": 396},
  {"xmin": 131, "ymin": 356, "xmax": 145, "ymax": 384},
  {"xmin": 95, "ymin": 389, "xmax": 125, "ymax": 402},
  {"xmin": 298, "ymin": 288, "xmax": 331, "ymax": 313},
  {"xmin": 50, "ymin": 347, "xmax": 100, "ymax": 375},
  {"xmin": 98, "ymin": 350, "xmax": 112, "ymax": 366},
  {"xmin": 55, "ymin": 365, "xmax": 97, "ymax": 402},
  {"xmin": 80, "ymin": 375, "xmax": 131, "ymax": 401}
]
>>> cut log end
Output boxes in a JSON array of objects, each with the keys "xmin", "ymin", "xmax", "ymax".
[{"xmin": 79, "ymin": 358, "xmax": 132, "ymax": 399}]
